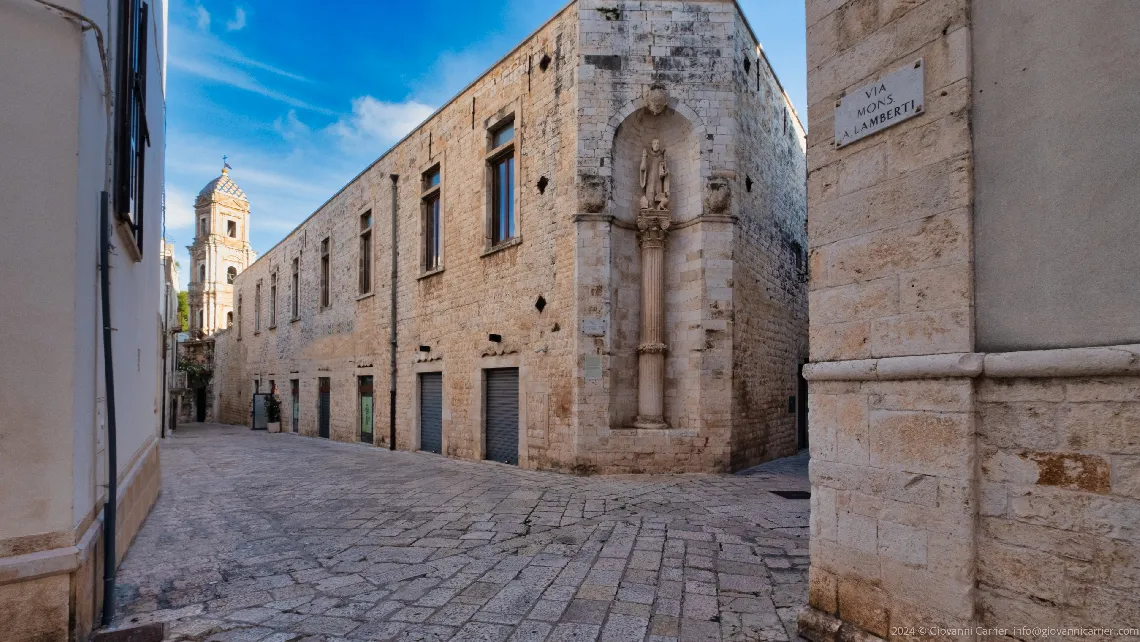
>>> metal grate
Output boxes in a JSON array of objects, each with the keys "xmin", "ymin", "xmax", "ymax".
[{"xmin": 485, "ymin": 368, "xmax": 519, "ymax": 465}]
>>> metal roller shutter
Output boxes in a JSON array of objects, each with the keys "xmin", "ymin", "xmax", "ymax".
[
  {"xmin": 420, "ymin": 373, "xmax": 443, "ymax": 454},
  {"xmin": 485, "ymin": 368, "xmax": 519, "ymax": 465}
]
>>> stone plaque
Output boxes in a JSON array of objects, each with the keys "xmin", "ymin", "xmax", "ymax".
[
  {"xmin": 581, "ymin": 318, "xmax": 607, "ymax": 337},
  {"xmin": 834, "ymin": 59, "xmax": 925, "ymax": 148},
  {"xmin": 584, "ymin": 355, "xmax": 603, "ymax": 381}
]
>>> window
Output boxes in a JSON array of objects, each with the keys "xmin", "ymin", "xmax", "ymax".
[
  {"xmin": 269, "ymin": 272, "xmax": 278, "ymax": 327},
  {"xmin": 198, "ymin": 263, "xmax": 206, "ymax": 283},
  {"xmin": 199, "ymin": 217, "xmax": 207, "ymax": 237},
  {"xmin": 488, "ymin": 119, "xmax": 516, "ymax": 246},
  {"xmin": 291, "ymin": 257, "xmax": 300, "ymax": 319},
  {"xmin": 359, "ymin": 211, "xmax": 373, "ymax": 294},
  {"xmin": 227, "ymin": 220, "xmax": 237, "ymax": 238},
  {"xmin": 422, "ymin": 167, "xmax": 441, "ymax": 271},
  {"xmin": 113, "ymin": 0, "xmax": 151, "ymax": 254},
  {"xmin": 237, "ymin": 295, "xmax": 242, "ymax": 339},
  {"xmin": 254, "ymin": 281, "xmax": 262, "ymax": 332},
  {"xmin": 226, "ymin": 311, "xmax": 233, "ymax": 328},
  {"xmin": 226, "ymin": 266, "xmax": 237, "ymax": 284},
  {"xmin": 320, "ymin": 237, "xmax": 331, "ymax": 308},
  {"xmin": 197, "ymin": 309, "xmax": 203, "ymax": 330}
]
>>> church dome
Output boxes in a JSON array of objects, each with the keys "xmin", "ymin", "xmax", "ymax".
[{"xmin": 198, "ymin": 166, "xmax": 247, "ymax": 202}]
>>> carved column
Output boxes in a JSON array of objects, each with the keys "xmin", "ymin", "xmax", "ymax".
[{"xmin": 635, "ymin": 211, "xmax": 670, "ymax": 429}]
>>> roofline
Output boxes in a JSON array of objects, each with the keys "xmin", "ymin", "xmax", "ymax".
[
  {"xmin": 731, "ymin": 0, "xmax": 806, "ymax": 134},
  {"xmin": 243, "ymin": 0, "xmax": 805, "ymax": 274},
  {"xmin": 242, "ymin": 0, "xmax": 578, "ymax": 274}
]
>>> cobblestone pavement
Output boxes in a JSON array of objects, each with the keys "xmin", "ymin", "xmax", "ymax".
[{"xmin": 113, "ymin": 424, "xmax": 810, "ymax": 642}]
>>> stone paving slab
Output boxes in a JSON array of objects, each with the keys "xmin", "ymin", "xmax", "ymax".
[{"xmin": 112, "ymin": 424, "xmax": 810, "ymax": 642}]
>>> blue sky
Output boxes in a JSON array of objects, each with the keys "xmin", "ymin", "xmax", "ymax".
[{"xmin": 165, "ymin": 0, "xmax": 807, "ymax": 289}]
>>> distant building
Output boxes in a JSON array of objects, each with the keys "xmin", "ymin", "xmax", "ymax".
[
  {"xmin": 215, "ymin": 0, "xmax": 809, "ymax": 474},
  {"xmin": 186, "ymin": 165, "xmax": 256, "ymax": 337},
  {"xmin": 0, "ymin": 0, "xmax": 167, "ymax": 638}
]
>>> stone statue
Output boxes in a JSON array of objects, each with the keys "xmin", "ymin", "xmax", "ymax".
[{"xmin": 640, "ymin": 139, "xmax": 670, "ymax": 211}]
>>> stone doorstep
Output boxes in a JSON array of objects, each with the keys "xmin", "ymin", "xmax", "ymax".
[
  {"xmin": 798, "ymin": 606, "xmax": 885, "ymax": 642},
  {"xmin": 91, "ymin": 622, "xmax": 165, "ymax": 642}
]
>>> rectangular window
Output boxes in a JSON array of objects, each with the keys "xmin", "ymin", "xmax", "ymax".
[
  {"xmin": 254, "ymin": 282, "xmax": 262, "ymax": 332},
  {"xmin": 359, "ymin": 375, "xmax": 374, "ymax": 444},
  {"xmin": 423, "ymin": 167, "xmax": 441, "ymax": 271},
  {"xmin": 291, "ymin": 257, "xmax": 300, "ymax": 319},
  {"xmin": 269, "ymin": 272, "xmax": 277, "ymax": 327},
  {"xmin": 359, "ymin": 211, "xmax": 373, "ymax": 294},
  {"xmin": 199, "ymin": 217, "xmax": 207, "ymax": 237},
  {"xmin": 488, "ymin": 119, "xmax": 516, "ymax": 247},
  {"xmin": 320, "ymin": 237, "xmax": 330, "ymax": 308},
  {"xmin": 113, "ymin": 0, "xmax": 151, "ymax": 254},
  {"xmin": 227, "ymin": 220, "xmax": 237, "ymax": 238}
]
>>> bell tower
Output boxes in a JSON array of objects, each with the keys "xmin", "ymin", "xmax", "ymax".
[{"xmin": 187, "ymin": 162, "xmax": 256, "ymax": 336}]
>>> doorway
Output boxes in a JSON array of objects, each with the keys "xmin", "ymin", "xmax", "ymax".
[
  {"xmin": 318, "ymin": 377, "xmax": 331, "ymax": 438},
  {"xmin": 484, "ymin": 368, "xmax": 519, "ymax": 465},
  {"xmin": 195, "ymin": 388, "xmax": 206, "ymax": 422},
  {"xmin": 359, "ymin": 376, "xmax": 374, "ymax": 444}
]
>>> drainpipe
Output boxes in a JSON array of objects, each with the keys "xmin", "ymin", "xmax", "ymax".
[
  {"xmin": 389, "ymin": 174, "xmax": 399, "ymax": 451},
  {"xmin": 99, "ymin": 192, "xmax": 119, "ymax": 627}
]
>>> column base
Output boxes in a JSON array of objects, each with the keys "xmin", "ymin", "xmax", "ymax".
[{"xmin": 632, "ymin": 416, "xmax": 669, "ymax": 430}]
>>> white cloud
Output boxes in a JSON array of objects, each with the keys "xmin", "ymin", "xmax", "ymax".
[
  {"xmin": 226, "ymin": 7, "xmax": 247, "ymax": 32},
  {"xmin": 195, "ymin": 5, "xmax": 210, "ymax": 30},
  {"xmin": 327, "ymin": 97, "xmax": 435, "ymax": 148},
  {"xmin": 273, "ymin": 109, "xmax": 310, "ymax": 142}
]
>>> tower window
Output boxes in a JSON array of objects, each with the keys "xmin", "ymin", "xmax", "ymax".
[
  {"xmin": 227, "ymin": 220, "xmax": 237, "ymax": 238},
  {"xmin": 227, "ymin": 266, "xmax": 237, "ymax": 284},
  {"xmin": 199, "ymin": 263, "xmax": 206, "ymax": 283},
  {"xmin": 226, "ymin": 311, "xmax": 233, "ymax": 328}
]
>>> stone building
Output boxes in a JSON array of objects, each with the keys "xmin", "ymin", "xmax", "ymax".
[
  {"xmin": 216, "ymin": 0, "xmax": 808, "ymax": 474},
  {"xmin": 0, "ymin": 0, "xmax": 167, "ymax": 639},
  {"xmin": 799, "ymin": 0, "xmax": 1140, "ymax": 638},
  {"xmin": 187, "ymin": 164, "xmax": 256, "ymax": 336}
]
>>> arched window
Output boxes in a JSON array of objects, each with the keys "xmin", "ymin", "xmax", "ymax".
[
  {"xmin": 226, "ymin": 311, "xmax": 233, "ymax": 327},
  {"xmin": 198, "ymin": 264, "xmax": 206, "ymax": 283},
  {"xmin": 227, "ymin": 266, "xmax": 237, "ymax": 284},
  {"xmin": 197, "ymin": 310, "xmax": 204, "ymax": 329}
]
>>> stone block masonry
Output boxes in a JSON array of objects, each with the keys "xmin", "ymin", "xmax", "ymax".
[
  {"xmin": 800, "ymin": 0, "xmax": 1140, "ymax": 638},
  {"xmin": 215, "ymin": 0, "xmax": 808, "ymax": 475}
]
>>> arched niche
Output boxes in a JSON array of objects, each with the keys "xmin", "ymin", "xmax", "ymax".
[{"xmin": 606, "ymin": 97, "xmax": 706, "ymax": 431}]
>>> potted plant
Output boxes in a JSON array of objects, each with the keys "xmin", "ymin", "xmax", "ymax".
[{"xmin": 265, "ymin": 394, "xmax": 282, "ymax": 433}]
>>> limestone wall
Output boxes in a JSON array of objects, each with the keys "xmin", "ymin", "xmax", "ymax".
[
  {"xmin": 220, "ymin": 4, "xmax": 581, "ymax": 468},
  {"xmin": 730, "ymin": 13, "xmax": 809, "ymax": 468},
  {"xmin": 571, "ymin": 0, "xmax": 808, "ymax": 473},
  {"xmin": 977, "ymin": 376, "xmax": 1140, "ymax": 628},
  {"xmin": 801, "ymin": 0, "xmax": 1140, "ymax": 638},
  {"xmin": 216, "ymin": 0, "xmax": 808, "ymax": 475}
]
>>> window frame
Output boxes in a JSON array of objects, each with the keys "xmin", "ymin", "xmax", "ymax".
[
  {"xmin": 290, "ymin": 256, "xmax": 300, "ymax": 321},
  {"xmin": 358, "ymin": 210, "xmax": 373, "ymax": 295},
  {"xmin": 112, "ymin": 0, "xmax": 151, "ymax": 257},
  {"xmin": 319, "ymin": 236, "xmax": 331, "ymax": 309},
  {"xmin": 254, "ymin": 280, "xmax": 262, "ymax": 334},
  {"xmin": 227, "ymin": 219, "xmax": 238, "ymax": 238},
  {"xmin": 421, "ymin": 164, "xmax": 443, "ymax": 274},
  {"xmin": 484, "ymin": 112, "xmax": 520, "ymax": 253},
  {"xmin": 269, "ymin": 271, "xmax": 278, "ymax": 328}
]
